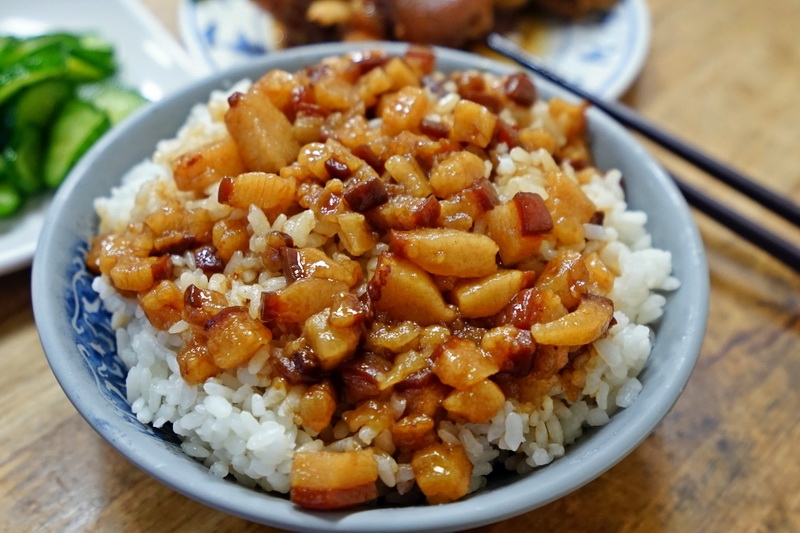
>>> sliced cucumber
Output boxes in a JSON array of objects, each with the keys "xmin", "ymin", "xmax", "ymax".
[
  {"xmin": 0, "ymin": 44, "xmax": 67, "ymax": 105},
  {"xmin": 0, "ymin": 182, "xmax": 22, "ymax": 217},
  {"xmin": 65, "ymin": 53, "xmax": 116, "ymax": 83},
  {"xmin": 0, "ymin": 32, "xmax": 142, "ymax": 217},
  {"xmin": 0, "ymin": 36, "xmax": 17, "ymax": 58},
  {"xmin": 0, "ymin": 35, "xmax": 61, "ymax": 68},
  {"xmin": 43, "ymin": 99, "xmax": 110, "ymax": 188},
  {"xmin": 70, "ymin": 34, "xmax": 116, "ymax": 77},
  {"xmin": 0, "ymin": 33, "xmax": 115, "ymax": 106},
  {"xmin": 14, "ymin": 79, "xmax": 75, "ymax": 127},
  {"xmin": 79, "ymin": 83, "xmax": 147, "ymax": 125},
  {"xmin": 6, "ymin": 124, "xmax": 44, "ymax": 194},
  {"xmin": 0, "ymin": 158, "xmax": 22, "ymax": 217}
]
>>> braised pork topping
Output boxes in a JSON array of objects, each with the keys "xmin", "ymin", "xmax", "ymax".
[{"xmin": 87, "ymin": 48, "xmax": 613, "ymax": 508}]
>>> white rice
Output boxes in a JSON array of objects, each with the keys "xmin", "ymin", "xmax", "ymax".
[{"xmin": 91, "ymin": 68, "xmax": 678, "ymax": 501}]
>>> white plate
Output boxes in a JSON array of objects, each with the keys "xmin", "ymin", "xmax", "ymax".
[
  {"xmin": 0, "ymin": 0, "xmax": 207, "ymax": 276},
  {"xmin": 178, "ymin": 0, "xmax": 650, "ymax": 99}
]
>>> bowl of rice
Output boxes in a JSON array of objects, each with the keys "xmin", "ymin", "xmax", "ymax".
[{"xmin": 32, "ymin": 41, "xmax": 708, "ymax": 532}]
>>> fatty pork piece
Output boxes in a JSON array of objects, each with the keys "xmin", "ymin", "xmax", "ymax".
[{"xmin": 382, "ymin": 0, "xmax": 495, "ymax": 48}]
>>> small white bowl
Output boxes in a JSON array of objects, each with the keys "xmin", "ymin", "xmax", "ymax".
[{"xmin": 32, "ymin": 42, "xmax": 708, "ymax": 532}]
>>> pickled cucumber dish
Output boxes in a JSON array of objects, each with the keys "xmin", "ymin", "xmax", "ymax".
[{"xmin": 0, "ymin": 32, "xmax": 146, "ymax": 217}]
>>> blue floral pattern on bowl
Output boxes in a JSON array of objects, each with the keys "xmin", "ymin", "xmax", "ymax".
[{"xmin": 67, "ymin": 240, "xmax": 180, "ymax": 445}]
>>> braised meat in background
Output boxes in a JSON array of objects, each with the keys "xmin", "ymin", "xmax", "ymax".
[{"xmin": 253, "ymin": 0, "xmax": 619, "ymax": 49}]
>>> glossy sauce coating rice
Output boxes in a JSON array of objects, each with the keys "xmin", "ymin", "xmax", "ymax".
[{"xmin": 87, "ymin": 47, "xmax": 678, "ymax": 509}]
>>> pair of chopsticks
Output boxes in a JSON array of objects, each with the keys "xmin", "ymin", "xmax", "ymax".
[{"xmin": 486, "ymin": 33, "xmax": 800, "ymax": 273}]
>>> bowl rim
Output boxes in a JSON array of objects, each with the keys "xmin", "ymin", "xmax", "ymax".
[{"xmin": 32, "ymin": 41, "xmax": 709, "ymax": 533}]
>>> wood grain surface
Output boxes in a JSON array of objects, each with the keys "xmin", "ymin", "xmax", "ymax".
[{"xmin": 2, "ymin": 0, "xmax": 799, "ymax": 531}]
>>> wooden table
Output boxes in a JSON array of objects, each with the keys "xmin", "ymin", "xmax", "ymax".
[{"xmin": 3, "ymin": 0, "xmax": 799, "ymax": 530}]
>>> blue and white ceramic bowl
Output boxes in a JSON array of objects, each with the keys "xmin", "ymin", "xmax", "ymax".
[{"xmin": 32, "ymin": 42, "xmax": 708, "ymax": 532}]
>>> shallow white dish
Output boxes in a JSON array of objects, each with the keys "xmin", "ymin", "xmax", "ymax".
[
  {"xmin": 178, "ymin": 0, "xmax": 650, "ymax": 100},
  {"xmin": 33, "ymin": 41, "xmax": 708, "ymax": 532},
  {"xmin": 0, "ymin": 0, "xmax": 205, "ymax": 276}
]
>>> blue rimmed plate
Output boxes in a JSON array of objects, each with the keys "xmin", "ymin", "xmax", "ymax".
[{"xmin": 179, "ymin": 0, "xmax": 650, "ymax": 100}]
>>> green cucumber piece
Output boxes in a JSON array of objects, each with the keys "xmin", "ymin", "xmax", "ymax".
[
  {"xmin": 0, "ymin": 182, "xmax": 22, "ymax": 217},
  {"xmin": 0, "ymin": 33, "xmax": 112, "ymax": 69},
  {"xmin": 43, "ymin": 99, "xmax": 110, "ymax": 188},
  {"xmin": 65, "ymin": 53, "xmax": 115, "ymax": 83},
  {"xmin": 0, "ymin": 43, "xmax": 67, "ymax": 105},
  {"xmin": 79, "ymin": 83, "xmax": 147, "ymax": 125},
  {"xmin": 71, "ymin": 34, "xmax": 116, "ymax": 77},
  {"xmin": 0, "ymin": 35, "xmax": 62, "ymax": 67},
  {"xmin": 5, "ymin": 124, "xmax": 43, "ymax": 194},
  {"xmin": 0, "ymin": 36, "xmax": 17, "ymax": 58},
  {"xmin": 0, "ymin": 33, "xmax": 115, "ymax": 106},
  {"xmin": 0, "ymin": 157, "xmax": 22, "ymax": 217},
  {"xmin": 13, "ymin": 80, "xmax": 75, "ymax": 127}
]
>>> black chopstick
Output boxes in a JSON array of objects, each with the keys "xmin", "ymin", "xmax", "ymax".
[
  {"xmin": 486, "ymin": 33, "xmax": 800, "ymax": 229},
  {"xmin": 486, "ymin": 32, "xmax": 800, "ymax": 272},
  {"xmin": 673, "ymin": 175, "xmax": 800, "ymax": 270}
]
